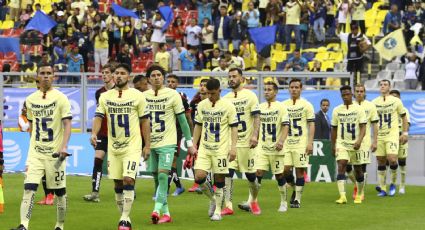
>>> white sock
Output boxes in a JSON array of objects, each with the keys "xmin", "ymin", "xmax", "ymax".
[
  {"xmin": 248, "ymin": 181, "xmax": 259, "ymax": 202},
  {"xmin": 224, "ymin": 177, "xmax": 233, "ymax": 209},
  {"xmin": 115, "ymin": 193, "xmax": 124, "ymax": 214},
  {"xmin": 56, "ymin": 195, "xmax": 67, "ymax": 229},
  {"xmin": 278, "ymin": 185, "xmax": 287, "ymax": 205},
  {"xmin": 214, "ymin": 188, "xmax": 224, "ymax": 215},
  {"xmin": 20, "ymin": 190, "xmax": 36, "ymax": 228},
  {"xmin": 121, "ymin": 189, "xmax": 135, "ymax": 221}
]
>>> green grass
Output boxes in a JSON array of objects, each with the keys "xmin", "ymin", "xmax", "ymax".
[{"xmin": 1, "ymin": 174, "xmax": 425, "ymax": 230}]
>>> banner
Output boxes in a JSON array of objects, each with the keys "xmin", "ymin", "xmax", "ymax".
[
  {"xmin": 374, "ymin": 29, "xmax": 407, "ymax": 61},
  {"xmin": 25, "ymin": 10, "xmax": 58, "ymax": 34}
]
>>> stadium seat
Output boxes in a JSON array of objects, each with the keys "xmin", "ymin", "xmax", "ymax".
[
  {"xmin": 366, "ymin": 26, "xmax": 381, "ymax": 37},
  {"xmin": 364, "ymin": 79, "xmax": 378, "ymax": 90},
  {"xmin": 308, "ymin": 61, "xmax": 314, "ymax": 70},
  {"xmin": 393, "ymin": 81, "xmax": 406, "ymax": 90},
  {"xmin": 302, "ymin": 48, "xmax": 318, "ymax": 53},
  {"xmin": 385, "ymin": 62, "xmax": 400, "ymax": 72},
  {"xmin": 376, "ymin": 70, "xmax": 391, "ymax": 80},
  {"xmin": 4, "ymin": 52, "xmax": 17, "ymax": 60},
  {"xmin": 376, "ymin": 10, "xmax": 388, "ymax": 23},
  {"xmin": 393, "ymin": 70, "xmax": 405, "ymax": 81},
  {"xmin": 2, "ymin": 29, "xmax": 13, "ymax": 36},
  {"xmin": 329, "ymin": 52, "xmax": 344, "ymax": 63},
  {"xmin": 326, "ymin": 43, "xmax": 340, "ymax": 51},
  {"xmin": 321, "ymin": 61, "xmax": 335, "ymax": 71},
  {"xmin": 315, "ymin": 52, "xmax": 329, "ymax": 61},
  {"xmin": 0, "ymin": 20, "xmax": 14, "ymax": 29}
]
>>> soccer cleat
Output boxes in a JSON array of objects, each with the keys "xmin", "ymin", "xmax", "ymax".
[
  {"xmin": 45, "ymin": 193, "xmax": 54, "ymax": 205},
  {"xmin": 195, "ymin": 187, "xmax": 203, "ymax": 194},
  {"xmin": 250, "ymin": 201, "xmax": 261, "ymax": 215},
  {"xmin": 377, "ymin": 190, "xmax": 387, "ymax": 197},
  {"xmin": 172, "ymin": 187, "xmax": 185, "ymax": 196},
  {"xmin": 375, "ymin": 186, "xmax": 382, "ymax": 192},
  {"xmin": 290, "ymin": 200, "xmax": 301, "ymax": 208},
  {"xmin": 118, "ymin": 220, "xmax": 132, "ymax": 230},
  {"xmin": 399, "ymin": 186, "xmax": 405, "ymax": 194},
  {"xmin": 188, "ymin": 183, "xmax": 199, "ymax": 192},
  {"xmin": 352, "ymin": 185, "xmax": 358, "ymax": 200},
  {"xmin": 278, "ymin": 202, "xmax": 288, "ymax": 212},
  {"xmin": 208, "ymin": 201, "xmax": 216, "ymax": 217},
  {"xmin": 389, "ymin": 184, "xmax": 396, "ymax": 197},
  {"xmin": 335, "ymin": 196, "xmax": 347, "ymax": 204},
  {"xmin": 83, "ymin": 192, "xmax": 100, "ymax": 202},
  {"xmin": 238, "ymin": 201, "xmax": 251, "ymax": 212},
  {"xmin": 54, "ymin": 228, "xmax": 62, "ymax": 230},
  {"xmin": 221, "ymin": 207, "xmax": 234, "ymax": 216},
  {"xmin": 354, "ymin": 196, "xmax": 362, "ymax": 204},
  {"xmin": 10, "ymin": 224, "xmax": 27, "ymax": 230},
  {"xmin": 151, "ymin": 211, "xmax": 160, "ymax": 224},
  {"xmin": 158, "ymin": 215, "xmax": 172, "ymax": 224},
  {"xmin": 210, "ymin": 214, "xmax": 222, "ymax": 221},
  {"xmin": 36, "ymin": 196, "xmax": 47, "ymax": 205},
  {"xmin": 289, "ymin": 191, "xmax": 296, "ymax": 205}
]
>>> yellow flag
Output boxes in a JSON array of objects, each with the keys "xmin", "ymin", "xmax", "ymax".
[{"xmin": 374, "ymin": 29, "xmax": 407, "ymax": 61}]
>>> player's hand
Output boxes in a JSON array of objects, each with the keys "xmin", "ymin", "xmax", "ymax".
[
  {"xmin": 187, "ymin": 146, "xmax": 198, "ymax": 157},
  {"xmin": 142, "ymin": 147, "xmax": 150, "ymax": 161},
  {"xmin": 249, "ymin": 136, "xmax": 258, "ymax": 149},
  {"xmin": 371, "ymin": 141, "xmax": 377, "ymax": 152},
  {"xmin": 90, "ymin": 134, "xmax": 98, "ymax": 148},
  {"xmin": 275, "ymin": 141, "xmax": 284, "ymax": 151},
  {"xmin": 353, "ymin": 141, "xmax": 361, "ymax": 150},
  {"xmin": 228, "ymin": 149, "xmax": 236, "ymax": 162},
  {"xmin": 400, "ymin": 134, "xmax": 408, "ymax": 145},
  {"xmin": 305, "ymin": 143, "xmax": 313, "ymax": 155}
]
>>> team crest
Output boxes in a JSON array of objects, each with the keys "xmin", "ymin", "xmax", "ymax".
[{"xmin": 383, "ymin": 37, "xmax": 397, "ymax": 50}]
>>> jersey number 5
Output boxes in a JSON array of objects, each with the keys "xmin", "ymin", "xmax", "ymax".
[
  {"xmin": 288, "ymin": 118, "xmax": 302, "ymax": 136},
  {"xmin": 35, "ymin": 118, "xmax": 53, "ymax": 142}
]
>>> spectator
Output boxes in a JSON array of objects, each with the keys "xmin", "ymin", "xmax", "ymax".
[
  {"xmin": 71, "ymin": 0, "xmax": 87, "ymax": 17},
  {"xmin": 231, "ymin": 49, "xmax": 245, "ymax": 69},
  {"xmin": 122, "ymin": 0, "xmax": 136, "ymax": 10},
  {"xmin": 337, "ymin": 0, "xmax": 350, "ymax": 33},
  {"xmin": 19, "ymin": 9, "xmax": 31, "ymax": 27},
  {"xmin": 179, "ymin": 46, "xmax": 198, "ymax": 71},
  {"xmin": 243, "ymin": 1, "xmax": 260, "ymax": 29},
  {"xmin": 214, "ymin": 5, "xmax": 231, "ymax": 52},
  {"xmin": 170, "ymin": 39, "xmax": 186, "ymax": 72},
  {"xmin": 140, "ymin": 27, "xmax": 153, "ymax": 53},
  {"xmin": 67, "ymin": 7, "xmax": 83, "ymax": 25},
  {"xmin": 285, "ymin": 0, "xmax": 303, "ymax": 50},
  {"xmin": 85, "ymin": 5, "xmax": 96, "ymax": 28},
  {"xmin": 314, "ymin": 99, "xmax": 331, "ymax": 140},
  {"xmin": 155, "ymin": 43, "xmax": 171, "ymax": 72},
  {"xmin": 383, "ymin": 4, "xmax": 401, "ymax": 35},
  {"xmin": 151, "ymin": 10, "xmax": 166, "ymax": 57},
  {"xmin": 54, "ymin": 11, "xmax": 68, "ymax": 40},
  {"xmin": 299, "ymin": 3, "xmax": 310, "ymax": 47},
  {"xmin": 209, "ymin": 48, "xmax": 221, "ymax": 70},
  {"xmin": 197, "ymin": 0, "xmax": 213, "ymax": 25},
  {"xmin": 325, "ymin": 0, "xmax": 336, "ymax": 37},
  {"xmin": 351, "ymin": 0, "xmax": 367, "ymax": 34},
  {"xmin": 403, "ymin": 4, "xmax": 418, "ymax": 47},
  {"xmin": 53, "ymin": 38, "xmax": 67, "ymax": 71},
  {"xmin": 404, "ymin": 53, "xmax": 420, "ymax": 90},
  {"xmin": 171, "ymin": 16, "xmax": 185, "ymax": 41},
  {"xmin": 284, "ymin": 49, "xmax": 307, "ymax": 71},
  {"xmin": 229, "ymin": 11, "xmax": 248, "ymax": 50},
  {"xmin": 135, "ymin": 2, "xmax": 151, "ymax": 38},
  {"xmin": 8, "ymin": 0, "xmax": 19, "ymax": 21},
  {"xmin": 265, "ymin": 0, "xmax": 281, "ymax": 25},
  {"xmin": 68, "ymin": 14, "xmax": 82, "ymax": 38},
  {"xmin": 117, "ymin": 44, "xmax": 132, "ymax": 72},
  {"xmin": 212, "ymin": 56, "xmax": 230, "ymax": 87},
  {"xmin": 312, "ymin": 0, "xmax": 327, "ymax": 43},
  {"xmin": 65, "ymin": 45, "xmax": 84, "ymax": 83},
  {"xmin": 91, "ymin": 25, "xmax": 109, "ymax": 73},
  {"xmin": 258, "ymin": 0, "xmax": 269, "ymax": 26},
  {"xmin": 308, "ymin": 59, "xmax": 323, "ymax": 85},
  {"xmin": 240, "ymin": 38, "xmax": 255, "ymax": 70},
  {"xmin": 106, "ymin": 11, "xmax": 123, "ymax": 59},
  {"xmin": 325, "ymin": 68, "xmax": 341, "ymax": 88},
  {"xmin": 201, "ymin": 17, "xmax": 214, "ymax": 55},
  {"xmin": 257, "ymin": 44, "xmax": 271, "ymax": 70},
  {"xmin": 0, "ymin": 0, "xmax": 6, "ymax": 21},
  {"xmin": 185, "ymin": 18, "xmax": 202, "ymax": 48},
  {"xmin": 122, "ymin": 16, "xmax": 138, "ymax": 56},
  {"xmin": 76, "ymin": 25, "xmax": 93, "ymax": 72}
]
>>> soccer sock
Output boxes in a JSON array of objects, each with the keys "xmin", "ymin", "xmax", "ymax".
[
  {"xmin": 214, "ymin": 182, "xmax": 225, "ymax": 216},
  {"xmin": 171, "ymin": 167, "xmax": 182, "ymax": 188},
  {"xmin": 114, "ymin": 188, "xmax": 124, "ymax": 214},
  {"xmin": 121, "ymin": 185, "xmax": 135, "ymax": 221},
  {"xmin": 362, "ymin": 172, "xmax": 368, "ymax": 196},
  {"xmin": 20, "ymin": 190, "xmax": 35, "ymax": 228},
  {"xmin": 347, "ymin": 170, "xmax": 356, "ymax": 185},
  {"xmin": 224, "ymin": 176, "xmax": 233, "ymax": 209},
  {"xmin": 295, "ymin": 178, "xmax": 305, "ymax": 203},
  {"xmin": 390, "ymin": 164, "xmax": 398, "ymax": 185},
  {"xmin": 377, "ymin": 165, "xmax": 387, "ymax": 191},
  {"xmin": 153, "ymin": 173, "xmax": 159, "ymax": 195},
  {"xmin": 92, "ymin": 158, "xmax": 103, "ymax": 193},
  {"xmin": 356, "ymin": 176, "xmax": 364, "ymax": 198},
  {"xmin": 336, "ymin": 174, "xmax": 346, "ymax": 197},
  {"xmin": 200, "ymin": 181, "xmax": 215, "ymax": 201},
  {"xmin": 400, "ymin": 166, "xmax": 406, "ymax": 187},
  {"xmin": 55, "ymin": 195, "xmax": 67, "ymax": 229},
  {"xmin": 161, "ymin": 203, "xmax": 170, "ymax": 216},
  {"xmin": 154, "ymin": 173, "xmax": 168, "ymax": 213},
  {"xmin": 277, "ymin": 177, "xmax": 287, "ymax": 204}
]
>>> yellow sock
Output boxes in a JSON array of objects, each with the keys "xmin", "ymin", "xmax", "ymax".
[
  {"xmin": 391, "ymin": 169, "xmax": 397, "ymax": 184},
  {"xmin": 400, "ymin": 166, "xmax": 406, "ymax": 187},
  {"xmin": 378, "ymin": 170, "xmax": 386, "ymax": 191},
  {"xmin": 337, "ymin": 180, "xmax": 346, "ymax": 197}
]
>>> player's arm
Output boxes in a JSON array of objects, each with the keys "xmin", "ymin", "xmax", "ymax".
[
  {"xmin": 306, "ymin": 121, "xmax": 315, "ymax": 155},
  {"xmin": 249, "ymin": 113, "xmax": 260, "ymax": 148},
  {"xmin": 276, "ymin": 123, "xmax": 289, "ymax": 151},
  {"xmin": 354, "ymin": 123, "xmax": 366, "ymax": 150},
  {"xmin": 229, "ymin": 126, "xmax": 238, "ymax": 162},
  {"xmin": 140, "ymin": 117, "xmax": 151, "ymax": 160},
  {"xmin": 331, "ymin": 125, "xmax": 337, "ymax": 157},
  {"xmin": 371, "ymin": 121, "xmax": 378, "ymax": 152},
  {"xmin": 185, "ymin": 111, "xmax": 194, "ymax": 133},
  {"xmin": 400, "ymin": 114, "xmax": 408, "ymax": 144},
  {"xmin": 177, "ymin": 113, "xmax": 197, "ymax": 155},
  {"xmin": 192, "ymin": 123, "xmax": 202, "ymax": 150},
  {"xmin": 91, "ymin": 116, "xmax": 102, "ymax": 147},
  {"xmin": 59, "ymin": 118, "xmax": 72, "ymax": 153}
]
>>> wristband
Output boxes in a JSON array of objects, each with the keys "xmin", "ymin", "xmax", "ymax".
[
  {"xmin": 186, "ymin": 139, "xmax": 194, "ymax": 148},
  {"xmin": 402, "ymin": 132, "xmax": 408, "ymax": 136}
]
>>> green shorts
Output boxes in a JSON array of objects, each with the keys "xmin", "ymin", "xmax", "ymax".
[{"xmin": 147, "ymin": 145, "xmax": 176, "ymax": 172}]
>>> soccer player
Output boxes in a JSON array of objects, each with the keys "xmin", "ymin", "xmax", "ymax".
[
  {"xmin": 91, "ymin": 63, "xmax": 151, "ymax": 230},
  {"xmin": 166, "ymin": 74, "xmax": 194, "ymax": 196},
  {"xmin": 84, "ymin": 63, "xmax": 116, "ymax": 202},
  {"xmin": 133, "ymin": 74, "xmax": 150, "ymax": 92},
  {"xmin": 346, "ymin": 84, "xmax": 378, "ymax": 200},
  {"xmin": 282, "ymin": 79, "xmax": 315, "ymax": 208},
  {"xmin": 12, "ymin": 64, "xmax": 72, "ymax": 230},
  {"xmin": 144, "ymin": 65, "xmax": 197, "ymax": 224},
  {"xmin": 389, "ymin": 90, "xmax": 410, "ymax": 194},
  {"xmin": 372, "ymin": 79, "xmax": 408, "ymax": 197},
  {"xmin": 256, "ymin": 82, "xmax": 290, "ymax": 212},
  {"xmin": 331, "ymin": 85, "xmax": 367, "ymax": 204},
  {"xmin": 192, "ymin": 78, "xmax": 238, "ymax": 221},
  {"xmin": 223, "ymin": 68, "xmax": 260, "ymax": 215}
]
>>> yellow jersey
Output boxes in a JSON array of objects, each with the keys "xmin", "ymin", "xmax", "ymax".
[
  {"xmin": 354, "ymin": 100, "xmax": 379, "ymax": 150},
  {"xmin": 372, "ymin": 95, "xmax": 406, "ymax": 140}
]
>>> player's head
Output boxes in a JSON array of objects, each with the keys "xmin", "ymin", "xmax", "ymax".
[
  {"xmin": 114, "ymin": 63, "xmax": 131, "ymax": 89},
  {"xmin": 228, "ymin": 68, "xmax": 244, "ymax": 90},
  {"xmin": 146, "ymin": 65, "xmax": 166, "ymax": 89},
  {"xmin": 390, "ymin": 89, "xmax": 401, "ymax": 99},
  {"xmin": 37, "ymin": 64, "xmax": 55, "ymax": 91},
  {"xmin": 379, "ymin": 79, "xmax": 391, "ymax": 95},
  {"xmin": 354, "ymin": 84, "xmax": 366, "ymax": 101},
  {"xmin": 133, "ymin": 74, "xmax": 149, "ymax": 92},
  {"xmin": 206, "ymin": 78, "xmax": 221, "ymax": 103},
  {"xmin": 167, "ymin": 74, "xmax": 179, "ymax": 90},
  {"xmin": 320, "ymin": 98, "xmax": 330, "ymax": 113},
  {"xmin": 102, "ymin": 63, "xmax": 115, "ymax": 84},
  {"xmin": 289, "ymin": 78, "xmax": 302, "ymax": 99},
  {"xmin": 264, "ymin": 81, "xmax": 278, "ymax": 102},
  {"xmin": 340, "ymin": 85, "xmax": 353, "ymax": 105},
  {"xmin": 199, "ymin": 78, "xmax": 209, "ymax": 100},
  {"xmin": 21, "ymin": 101, "xmax": 27, "ymax": 116}
]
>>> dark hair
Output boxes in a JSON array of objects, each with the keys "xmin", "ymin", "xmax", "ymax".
[
  {"xmin": 173, "ymin": 16, "xmax": 183, "ymax": 27},
  {"xmin": 232, "ymin": 49, "xmax": 239, "ymax": 55},
  {"xmin": 102, "ymin": 63, "xmax": 115, "ymax": 72},
  {"xmin": 294, "ymin": 49, "xmax": 301, "ymax": 53},
  {"xmin": 390, "ymin": 89, "xmax": 400, "ymax": 96},
  {"xmin": 159, "ymin": 43, "xmax": 166, "ymax": 49},
  {"xmin": 115, "ymin": 63, "xmax": 131, "ymax": 74},
  {"xmin": 167, "ymin": 74, "xmax": 179, "ymax": 81},
  {"xmin": 289, "ymin": 78, "xmax": 303, "ymax": 87},
  {"xmin": 263, "ymin": 65, "xmax": 271, "ymax": 71},
  {"xmin": 37, "ymin": 63, "xmax": 54, "ymax": 74},
  {"xmin": 203, "ymin": 17, "xmax": 210, "ymax": 24},
  {"xmin": 206, "ymin": 78, "xmax": 220, "ymax": 90},
  {"xmin": 146, "ymin": 64, "xmax": 166, "ymax": 78},
  {"xmin": 265, "ymin": 81, "xmax": 278, "ymax": 91},
  {"xmin": 200, "ymin": 78, "xmax": 209, "ymax": 84},
  {"xmin": 320, "ymin": 98, "xmax": 330, "ymax": 105},
  {"xmin": 133, "ymin": 74, "xmax": 148, "ymax": 84},
  {"xmin": 340, "ymin": 85, "xmax": 352, "ymax": 92},
  {"xmin": 379, "ymin": 79, "xmax": 391, "ymax": 85},
  {"xmin": 229, "ymin": 67, "xmax": 243, "ymax": 76}
]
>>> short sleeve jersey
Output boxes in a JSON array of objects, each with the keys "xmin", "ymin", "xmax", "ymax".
[
  {"xmin": 331, "ymin": 103, "xmax": 367, "ymax": 150},
  {"xmin": 259, "ymin": 101, "xmax": 290, "ymax": 155},
  {"xmin": 195, "ymin": 98, "xmax": 238, "ymax": 155},
  {"xmin": 372, "ymin": 95, "xmax": 406, "ymax": 140},
  {"xmin": 95, "ymin": 88, "xmax": 149, "ymax": 154},
  {"xmin": 26, "ymin": 89, "xmax": 72, "ymax": 159},
  {"xmin": 354, "ymin": 100, "xmax": 379, "ymax": 150},
  {"xmin": 398, "ymin": 107, "xmax": 410, "ymax": 133},
  {"xmin": 143, "ymin": 87, "xmax": 185, "ymax": 148},
  {"xmin": 223, "ymin": 89, "xmax": 260, "ymax": 147},
  {"xmin": 282, "ymin": 98, "xmax": 315, "ymax": 149}
]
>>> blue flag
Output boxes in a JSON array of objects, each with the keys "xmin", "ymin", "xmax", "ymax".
[
  {"xmin": 111, "ymin": 3, "xmax": 139, "ymax": 19},
  {"xmin": 248, "ymin": 25, "xmax": 277, "ymax": 53},
  {"xmin": 24, "ymin": 10, "xmax": 57, "ymax": 35},
  {"xmin": 158, "ymin": 6, "xmax": 174, "ymax": 33}
]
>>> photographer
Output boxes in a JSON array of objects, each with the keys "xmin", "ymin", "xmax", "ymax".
[{"xmin": 90, "ymin": 25, "xmax": 109, "ymax": 73}]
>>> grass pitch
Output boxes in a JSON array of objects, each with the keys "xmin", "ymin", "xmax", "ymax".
[{"xmin": 1, "ymin": 174, "xmax": 424, "ymax": 230}]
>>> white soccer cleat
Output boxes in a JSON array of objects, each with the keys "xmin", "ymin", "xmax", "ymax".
[
  {"xmin": 278, "ymin": 202, "xmax": 288, "ymax": 212},
  {"xmin": 210, "ymin": 214, "xmax": 222, "ymax": 221},
  {"xmin": 208, "ymin": 201, "xmax": 216, "ymax": 217},
  {"xmin": 399, "ymin": 186, "xmax": 405, "ymax": 194}
]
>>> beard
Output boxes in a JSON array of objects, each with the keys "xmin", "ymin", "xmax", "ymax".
[{"xmin": 116, "ymin": 80, "xmax": 128, "ymax": 88}]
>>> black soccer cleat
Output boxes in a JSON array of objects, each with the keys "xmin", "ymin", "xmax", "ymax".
[
  {"xmin": 54, "ymin": 228, "xmax": 62, "ymax": 230},
  {"xmin": 238, "ymin": 202, "xmax": 251, "ymax": 212},
  {"xmin": 289, "ymin": 191, "xmax": 296, "ymax": 205},
  {"xmin": 10, "ymin": 225, "xmax": 27, "ymax": 230},
  {"xmin": 118, "ymin": 220, "xmax": 132, "ymax": 230},
  {"xmin": 290, "ymin": 200, "xmax": 301, "ymax": 208}
]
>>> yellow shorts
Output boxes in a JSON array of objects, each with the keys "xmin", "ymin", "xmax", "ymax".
[
  {"xmin": 25, "ymin": 157, "xmax": 66, "ymax": 189},
  {"xmin": 376, "ymin": 139, "xmax": 399, "ymax": 157},
  {"xmin": 108, "ymin": 150, "xmax": 141, "ymax": 180},
  {"xmin": 194, "ymin": 152, "xmax": 229, "ymax": 174},
  {"xmin": 398, "ymin": 143, "xmax": 408, "ymax": 159},
  {"xmin": 360, "ymin": 148, "xmax": 371, "ymax": 164},
  {"xmin": 256, "ymin": 153, "xmax": 284, "ymax": 174},
  {"xmin": 335, "ymin": 148, "xmax": 362, "ymax": 165},
  {"xmin": 283, "ymin": 148, "xmax": 309, "ymax": 168},
  {"xmin": 229, "ymin": 147, "xmax": 256, "ymax": 173}
]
